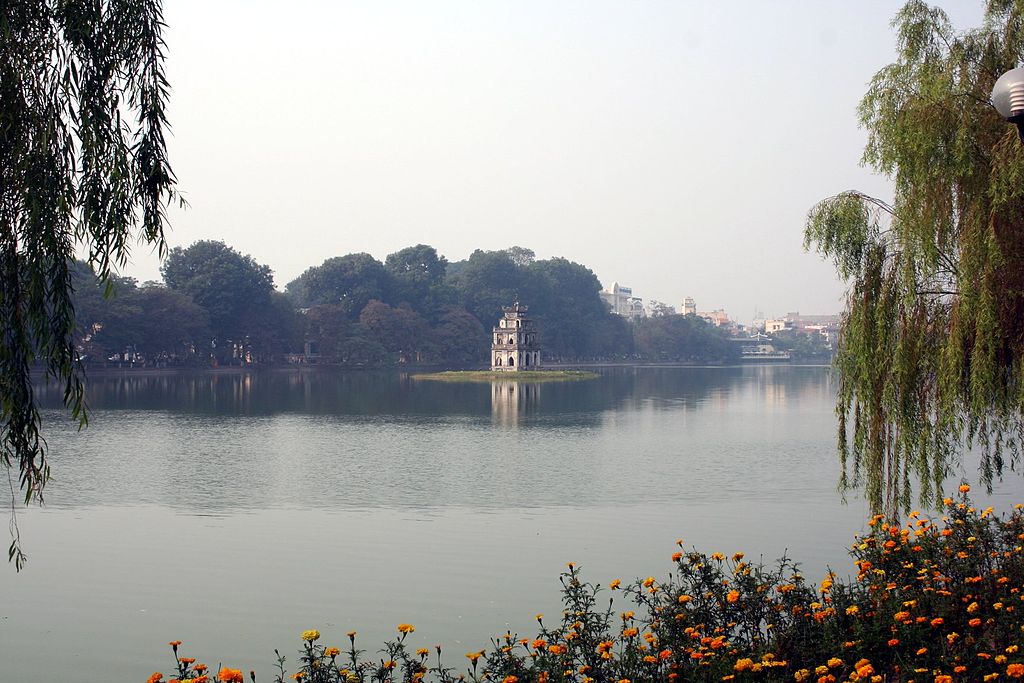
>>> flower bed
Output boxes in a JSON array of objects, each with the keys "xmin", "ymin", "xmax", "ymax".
[{"xmin": 151, "ymin": 487, "xmax": 1024, "ymax": 683}]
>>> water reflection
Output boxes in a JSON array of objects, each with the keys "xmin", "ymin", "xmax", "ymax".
[
  {"xmin": 491, "ymin": 381, "xmax": 541, "ymax": 426},
  {"xmin": 36, "ymin": 365, "xmax": 835, "ymax": 418}
]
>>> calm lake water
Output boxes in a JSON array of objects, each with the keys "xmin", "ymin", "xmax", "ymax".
[{"xmin": 2, "ymin": 365, "xmax": 1022, "ymax": 682}]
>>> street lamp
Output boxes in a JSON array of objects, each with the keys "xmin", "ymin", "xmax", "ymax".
[{"xmin": 992, "ymin": 67, "xmax": 1024, "ymax": 141}]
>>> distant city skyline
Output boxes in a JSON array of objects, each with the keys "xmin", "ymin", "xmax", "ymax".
[{"xmin": 105, "ymin": 0, "xmax": 986, "ymax": 318}]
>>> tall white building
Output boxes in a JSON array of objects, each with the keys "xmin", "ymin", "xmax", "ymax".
[{"xmin": 600, "ymin": 282, "xmax": 645, "ymax": 320}]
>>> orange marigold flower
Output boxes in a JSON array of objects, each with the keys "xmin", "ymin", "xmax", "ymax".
[
  {"xmin": 147, "ymin": 673, "xmax": 164, "ymax": 683},
  {"xmin": 726, "ymin": 590, "xmax": 740, "ymax": 603},
  {"xmin": 502, "ymin": 676, "xmax": 518, "ymax": 683},
  {"xmin": 678, "ymin": 595, "xmax": 692, "ymax": 604},
  {"xmin": 609, "ymin": 579, "xmax": 621, "ymax": 590},
  {"xmin": 734, "ymin": 658, "xmax": 754, "ymax": 672},
  {"xmin": 397, "ymin": 624, "xmax": 415, "ymax": 634},
  {"xmin": 180, "ymin": 658, "xmax": 196, "ymax": 665},
  {"xmin": 970, "ymin": 618, "xmax": 982, "ymax": 627},
  {"xmin": 959, "ymin": 484, "xmax": 971, "ymax": 493},
  {"xmin": 887, "ymin": 639, "xmax": 899, "ymax": 647},
  {"xmin": 217, "ymin": 670, "xmax": 244, "ymax": 683},
  {"xmin": 548, "ymin": 644, "xmax": 567, "ymax": 655},
  {"xmin": 1008, "ymin": 662, "xmax": 1024, "ymax": 678},
  {"xmin": 827, "ymin": 658, "xmax": 843, "ymax": 669},
  {"xmin": 532, "ymin": 639, "xmax": 547, "ymax": 650},
  {"xmin": 466, "ymin": 651, "xmax": 484, "ymax": 663},
  {"xmin": 169, "ymin": 641, "xmax": 182, "ymax": 649},
  {"xmin": 325, "ymin": 647, "xmax": 341, "ymax": 657},
  {"xmin": 642, "ymin": 577, "xmax": 656, "ymax": 588},
  {"xmin": 930, "ymin": 617, "xmax": 945, "ymax": 627},
  {"xmin": 671, "ymin": 552, "xmax": 682, "ymax": 562},
  {"xmin": 935, "ymin": 676, "xmax": 952, "ymax": 683}
]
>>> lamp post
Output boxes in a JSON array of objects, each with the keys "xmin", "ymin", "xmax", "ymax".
[{"xmin": 992, "ymin": 67, "xmax": 1024, "ymax": 141}]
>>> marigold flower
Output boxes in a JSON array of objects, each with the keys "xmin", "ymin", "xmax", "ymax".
[
  {"xmin": 217, "ymin": 670, "xmax": 244, "ymax": 683},
  {"xmin": 325, "ymin": 647, "xmax": 341, "ymax": 657},
  {"xmin": 1008, "ymin": 663, "xmax": 1024, "ymax": 678},
  {"xmin": 935, "ymin": 676, "xmax": 952, "ymax": 683},
  {"xmin": 180, "ymin": 658, "xmax": 196, "ymax": 665},
  {"xmin": 397, "ymin": 624, "xmax": 415, "ymax": 634},
  {"xmin": 726, "ymin": 590, "xmax": 740, "ymax": 603},
  {"xmin": 609, "ymin": 579, "xmax": 621, "ymax": 589},
  {"xmin": 301, "ymin": 630, "xmax": 320, "ymax": 642},
  {"xmin": 502, "ymin": 676, "xmax": 518, "ymax": 683},
  {"xmin": 930, "ymin": 617, "xmax": 945, "ymax": 627},
  {"xmin": 147, "ymin": 673, "xmax": 164, "ymax": 683},
  {"xmin": 793, "ymin": 669, "xmax": 810, "ymax": 682},
  {"xmin": 887, "ymin": 638, "xmax": 899, "ymax": 647},
  {"xmin": 548, "ymin": 644, "xmax": 567, "ymax": 655},
  {"xmin": 734, "ymin": 658, "xmax": 754, "ymax": 672},
  {"xmin": 642, "ymin": 577, "xmax": 656, "ymax": 588},
  {"xmin": 827, "ymin": 658, "xmax": 843, "ymax": 669},
  {"xmin": 959, "ymin": 484, "xmax": 971, "ymax": 493},
  {"xmin": 169, "ymin": 641, "xmax": 182, "ymax": 649},
  {"xmin": 671, "ymin": 552, "xmax": 682, "ymax": 561},
  {"xmin": 678, "ymin": 594, "xmax": 692, "ymax": 604},
  {"xmin": 466, "ymin": 651, "xmax": 484, "ymax": 663}
]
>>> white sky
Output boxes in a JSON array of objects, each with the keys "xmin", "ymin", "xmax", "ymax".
[{"xmin": 119, "ymin": 0, "xmax": 986, "ymax": 321}]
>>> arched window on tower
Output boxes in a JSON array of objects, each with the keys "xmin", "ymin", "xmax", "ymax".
[
  {"xmin": 509, "ymin": 356, "xmax": 515, "ymax": 366},
  {"xmin": 495, "ymin": 357, "xmax": 502, "ymax": 366},
  {"xmin": 524, "ymin": 354, "xmax": 530, "ymax": 366}
]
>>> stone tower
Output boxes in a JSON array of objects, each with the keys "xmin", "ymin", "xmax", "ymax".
[{"xmin": 491, "ymin": 303, "xmax": 541, "ymax": 371}]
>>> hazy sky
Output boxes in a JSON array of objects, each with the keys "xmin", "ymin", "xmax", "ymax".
[{"xmin": 122, "ymin": 0, "xmax": 986, "ymax": 321}]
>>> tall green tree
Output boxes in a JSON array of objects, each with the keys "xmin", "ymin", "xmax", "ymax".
[
  {"xmin": 805, "ymin": 0, "xmax": 1024, "ymax": 515},
  {"xmin": 286, "ymin": 253, "xmax": 388, "ymax": 317},
  {"xmin": 1, "ymin": 1, "xmax": 177, "ymax": 567},
  {"xmin": 161, "ymin": 241, "xmax": 274, "ymax": 361}
]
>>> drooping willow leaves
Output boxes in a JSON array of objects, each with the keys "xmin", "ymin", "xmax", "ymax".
[
  {"xmin": 0, "ymin": 1, "xmax": 178, "ymax": 568},
  {"xmin": 805, "ymin": 0, "xmax": 1024, "ymax": 515}
]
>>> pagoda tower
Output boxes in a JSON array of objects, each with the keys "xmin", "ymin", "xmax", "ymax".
[{"xmin": 491, "ymin": 303, "xmax": 540, "ymax": 371}]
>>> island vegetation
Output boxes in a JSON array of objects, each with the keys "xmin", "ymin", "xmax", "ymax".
[{"xmin": 69, "ymin": 244, "xmax": 750, "ymax": 370}]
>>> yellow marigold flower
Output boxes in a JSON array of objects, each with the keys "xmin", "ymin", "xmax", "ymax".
[
  {"xmin": 845, "ymin": 606, "xmax": 859, "ymax": 616},
  {"xmin": 815, "ymin": 665, "xmax": 828, "ymax": 675},
  {"xmin": 397, "ymin": 624, "xmax": 415, "ymax": 634},
  {"xmin": 621, "ymin": 611, "xmax": 635, "ymax": 620},
  {"xmin": 415, "ymin": 648, "xmax": 429, "ymax": 657},
  {"xmin": 383, "ymin": 661, "xmax": 396, "ymax": 670},
  {"xmin": 301, "ymin": 630, "xmax": 320, "ymax": 642},
  {"xmin": 217, "ymin": 670, "xmax": 243, "ymax": 683},
  {"xmin": 827, "ymin": 658, "xmax": 843, "ymax": 669},
  {"xmin": 678, "ymin": 595, "xmax": 692, "ymax": 604},
  {"xmin": 548, "ymin": 644, "xmax": 567, "ymax": 655},
  {"xmin": 711, "ymin": 553, "xmax": 725, "ymax": 561},
  {"xmin": 609, "ymin": 579, "xmax": 621, "ymax": 589},
  {"xmin": 466, "ymin": 650, "xmax": 484, "ymax": 663},
  {"xmin": 793, "ymin": 669, "xmax": 810, "ymax": 682},
  {"xmin": 734, "ymin": 658, "xmax": 754, "ymax": 672},
  {"xmin": 642, "ymin": 577, "xmax": 656, "ymax": 588}
]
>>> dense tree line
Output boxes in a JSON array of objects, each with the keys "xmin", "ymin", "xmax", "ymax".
[{"xmin": 71, "ymin": 241, "xmax": 737, "ymax": 367}]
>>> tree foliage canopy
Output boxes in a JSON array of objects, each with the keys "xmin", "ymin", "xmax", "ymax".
[
  {"xmin": 1, "ymin": 0, "xmax": 177, "ymax": 567},
  {"xmin": 805, "ymin": 0, "xmax": 1024, "ymax": 514}
]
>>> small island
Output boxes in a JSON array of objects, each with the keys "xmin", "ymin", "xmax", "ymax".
[{"xmin": 412, "ymin": 370, "xmax": 598, "ymax": 382}]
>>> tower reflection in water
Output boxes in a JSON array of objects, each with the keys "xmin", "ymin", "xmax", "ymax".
[{"xmin": 490, "ymin": 381, "xmax": 541, "ymax": 426}]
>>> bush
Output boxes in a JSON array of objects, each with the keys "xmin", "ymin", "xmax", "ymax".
[{"xmin": 153, "ymin": 487, "xmax": 1024, "ymax": 683}]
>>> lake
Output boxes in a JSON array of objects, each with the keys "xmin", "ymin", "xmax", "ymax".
[{"xmin": 1, "ymin": 365, "xmax": 1021, "ymax": 682}]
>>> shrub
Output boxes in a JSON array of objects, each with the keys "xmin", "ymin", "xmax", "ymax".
[{"xmin": 154, "ymin": 488, "xmax": 1024, "ymax": 683}]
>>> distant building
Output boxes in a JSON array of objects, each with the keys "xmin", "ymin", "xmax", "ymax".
[
  {"xmin": 600, "ymin": 282, "xmax": 645, "ymax": 320},
  {"xmin": 764, "ymin": 318, "xmax": 790, "ymax": 334},
  {"xmin": 681, "ymin": 297, "xmax": 696, "ymax": 316},
  {"xmin": 491, "ymin": 303, "xmax": 541, "ymax": 371},
  {"xmin": 698, "ymin": 309, "xmax": 731, "ymax": 328}
]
